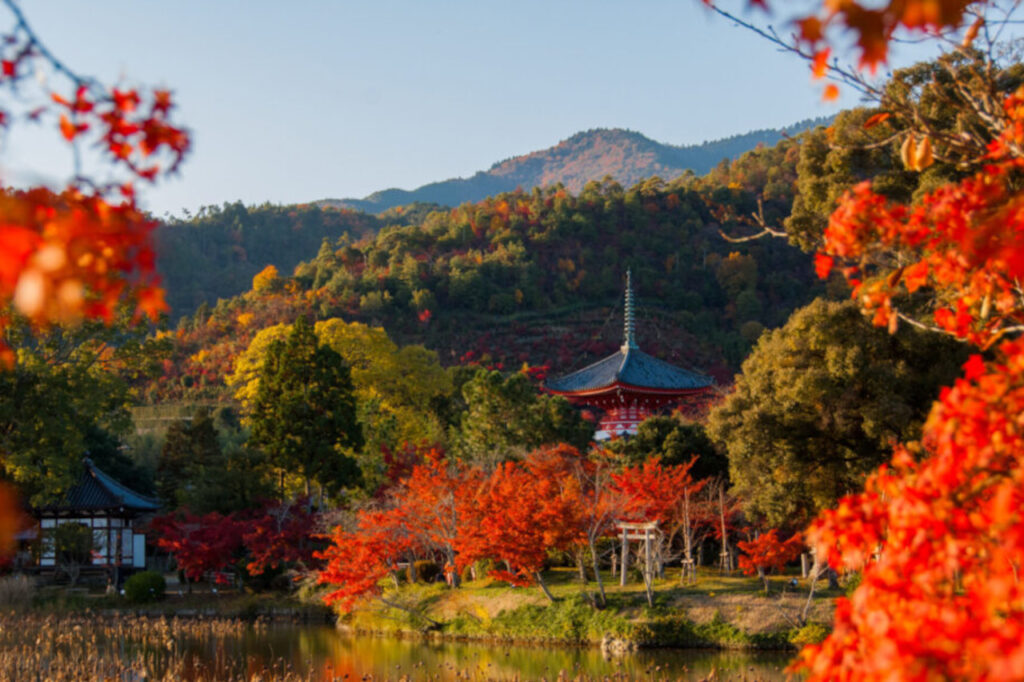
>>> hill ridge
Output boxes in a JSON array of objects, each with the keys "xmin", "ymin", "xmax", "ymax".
[{"xmin": 320, "ymin": 118, "xmax": 828, "ymax": 214}]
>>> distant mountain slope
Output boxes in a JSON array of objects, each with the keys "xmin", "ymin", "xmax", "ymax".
[
  {"xmin": 154, "ymin": 202, "xmax": 381, "ymax": 317},
  {"xmin": 322, "ymin": 119, "xmax": 829, "ymax": 213},
  {"xmin": 147, "ymin": 136, "xmax": 825, "ymax": 405}
]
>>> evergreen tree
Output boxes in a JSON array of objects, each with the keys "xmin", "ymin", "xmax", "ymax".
[
  {"xmin": 156, "ymin": 409, "xmax": 222, "ymax": 508},
  {"xmin": 249, "ymin": 317, "xmax": 362, "ymax": 496}
]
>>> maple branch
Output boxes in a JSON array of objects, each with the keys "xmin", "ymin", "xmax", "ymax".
[
  {"xmin": 1, "ymin": 0, "xmax": 96, "ymax": 89},
  {"xmin": 707, "ymin": 4, "xmax": 884, "ymax": 99},
  {"xmin": 895, "ymin": 311, "xmax": 967, "ymax": 338}
]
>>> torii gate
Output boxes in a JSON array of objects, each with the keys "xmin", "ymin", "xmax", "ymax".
[{"xmin": 616, "ymin": 520, "xmax": 659, "ymax": 606}]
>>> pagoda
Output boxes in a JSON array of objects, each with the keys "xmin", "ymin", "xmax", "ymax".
[{"xmin": 544, "ymin": 271, "xmax": 714, "ymax": 440}]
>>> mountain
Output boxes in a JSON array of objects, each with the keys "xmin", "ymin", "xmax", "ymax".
[{"xmin": 321, "ymin": 119, "xmax": 829, "ymax": 214}]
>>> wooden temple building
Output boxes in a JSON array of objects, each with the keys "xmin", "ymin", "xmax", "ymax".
[
  {"xmin": 36, "ymin": 458, "xmax": 160, "ymax": 576},
  {"xmin": 545, "ymin": 271, "xmax": 714, "ymax": 440}
]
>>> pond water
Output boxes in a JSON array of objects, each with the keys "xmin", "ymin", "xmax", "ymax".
[
  {"xmin": 0, "ymin": 613, "xmax": 795, "ymax": 681},
  {"xmin": 187, "ymin": 626, "xmax": 795, "ymax": 680}
]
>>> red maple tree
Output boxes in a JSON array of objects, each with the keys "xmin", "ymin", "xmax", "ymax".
[
  {"xmin": 737, "ymin": 529, "xmax": 803, "ymax": 593},
  {"xmin": 316, "ymin": 507, "xmax": 417, "ymax": 613},
  {"xmin": 460, "ymin": 448, "xmax": 585, "ymax": 600},
  {"xmin": 243, "ymin": 499, "xmax": 319, "ymax": 577},
  {"xmin": 150, "ymin": 511, "xmax": 244, "ymax": 586},
  {"xmin": 773, "ymin": 1, "xmax": 1024, "ymax": 677}
]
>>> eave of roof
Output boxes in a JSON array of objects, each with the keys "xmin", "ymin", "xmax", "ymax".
[
  {"xmin": 37, "ymin": 459, "xmax": 161, "ymax": 513},
  {"xmin": 544, "ymin": 346, "xmax": 713, "ymax": 394}
]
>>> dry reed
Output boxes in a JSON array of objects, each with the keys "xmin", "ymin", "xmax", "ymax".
[{"xmin": 0, "ymin": 611, "xmax": 773, "ymax": 681}]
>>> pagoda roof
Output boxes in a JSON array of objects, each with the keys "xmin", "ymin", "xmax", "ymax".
[
  {"xmin": 545, "ymin": 269, "xmax": 713, "ymax": 395},
  {"xmin": 545, "ymin": 346, "xmax": 713, "ymax": 394},
  {"xmin": 39, "ymin": 459, "xmax": 161, "ymax": 514}
]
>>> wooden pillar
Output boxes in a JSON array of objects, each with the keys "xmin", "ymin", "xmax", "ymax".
[
  {"xmin": 801, "ymin": 553, "xmax": 809, "ymax": 578},
  {"xmin": 643, "ymin": 528, "xmax": 654, "ymax": 607},
  {"xmin": 644, "ymin": 529, "xmax": 652, "ymax": 582},
  {"xmin": 620, "ymin": 527, "xmax": 629, "ymax": 587}
]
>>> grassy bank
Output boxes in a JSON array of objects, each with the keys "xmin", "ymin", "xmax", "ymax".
[{"xmin": 338, "ymin": 567, "xmax": 836, "ymax": 650}]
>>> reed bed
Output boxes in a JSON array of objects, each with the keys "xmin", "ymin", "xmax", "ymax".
[
  {"xmin": 0, "ymin": 611, "xmax": 776, "ymax": 681},
  {"xmin": 0, "ymin": 611, "xmax": 308, "ymax": 681}
]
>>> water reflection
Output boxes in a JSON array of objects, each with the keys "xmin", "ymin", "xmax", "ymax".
[{"xmin": 216, "ymin": 627, "xmax": 793, "ymax": 680}]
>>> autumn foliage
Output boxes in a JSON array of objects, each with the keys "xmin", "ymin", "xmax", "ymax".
[
  {"xmin": 737, "ymin": 529, "xmax": 802, "ymax": 592},
  {"xmin": 151, "ymin": 500, "xmax": 319, "ymax": 585},
  {"xmin": 314, "ymin": 444, "xmax": 724, "ymax": 610},
  {"xmin": 150, "ymin": 511, "xmax": 245, "ymax": 584},
  {"xmin": 785, "ymin": 2, "xmax": 1024, "ymax": 678},
  {"xmin": 0, "ymin": 27, "xmax": 189, "ymax": 358}
]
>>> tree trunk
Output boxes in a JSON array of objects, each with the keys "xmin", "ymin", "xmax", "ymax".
[
  {"xmin": 643, "ymin": 530, "xmax": 654, "ymax": 607},
  {"xmin": 718, "ymin": 485, "xmax": 730, "ymax": 574},
  {"xmin": 799, "ymin": 553, "xmax": 826, "ymax": 626},
  {"xmin": 588, "ymin": 537, "xmax": 607, "ymax": 609},
  {"xmin": 535, "ymin": 572, "xmax": 557, "ymax": 603},
  {"xmin": 758, "ymin": 566, "xmax": 769, "ymax": 594},
  {"xmin": 576, "ymin": 552, "xmax": 588, "ymax": 584},
  {"xmin": 378, "ymin": 596, "xmax": 442, "ymax": 629},
  {"xmin": 620, "ymin": 528, "xmax": 629, "ymax": 586}
]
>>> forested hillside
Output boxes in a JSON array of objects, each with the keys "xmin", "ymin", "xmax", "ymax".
[
  {"xmin": 152, "ymin": 120, "xmax": 827, "ymax": 320},
  {"xmin": 153, "ymin": 203, "xmax": 381, "ymax": 316},
  {"xmin": 144, "ymin": 134, "xmax": 826, "ymax": 404},
  {"xmin": 323, "ymin": 120, "xmax": 828, "ymax": 214}
]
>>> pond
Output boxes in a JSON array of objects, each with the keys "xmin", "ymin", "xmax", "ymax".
[{"xmin": 0, "ymin": 613, "xmax": 795, "ymax": 681}]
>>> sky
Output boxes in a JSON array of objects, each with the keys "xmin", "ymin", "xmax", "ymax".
[{"xmin": 2, "ymin": 0, "xmax": 948, "ymax": 218}]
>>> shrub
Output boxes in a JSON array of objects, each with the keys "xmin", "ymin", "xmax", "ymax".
[
  {"xmin": 124, "ymin": 571, "xmax": 166, "ymax": 603},
  {"xmin": 406, "ymin": 560, "xmax": 441, "ymax": 584},
  {"xmin": 790, "ymin": 621, "xmax": 831, "ymax": 645}
]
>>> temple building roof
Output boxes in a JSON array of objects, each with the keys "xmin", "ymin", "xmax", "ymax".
[
  {"xmin": 545, "ymin": 270, "xmax": 713, "ymax": 395},
  {"xmin": 545, "ymin": 346, "xmax": 713, "ymax": 393},
  {"xmin": 39, "ymin": 458, "xmax": 161, "ymax": 514}
]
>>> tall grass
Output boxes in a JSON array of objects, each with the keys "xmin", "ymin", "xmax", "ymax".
[{"xmin": 0, "ymin": 575, "xmax": 33, "ymax": 609}]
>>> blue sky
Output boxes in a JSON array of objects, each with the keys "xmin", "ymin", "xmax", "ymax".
[{"xmin": 4, "ymin": 1, "xmax": 944, "ymax": 217}]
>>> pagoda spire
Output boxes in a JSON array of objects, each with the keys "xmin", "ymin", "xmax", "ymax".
[{"xmin": 623, "ymin": 269, "xmax": 638, "ymax": 351}]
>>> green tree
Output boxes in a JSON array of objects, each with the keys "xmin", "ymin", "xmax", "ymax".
[
  {"xmin": 0, "ymin": 345, "xmax": 133, "ymax": 505},
  {"xmin": 606, "ymin": 415, "xmax": 727, "ymax": 480},
  {"xmin": 228, "ymin": 318, "xmax": 450, "ymax": 455},
  {"xmin": 182, "ymin": 444, "xmax": 273, "ymax": 515},
  {"xmin": 785, "ymin": 56, "xmax": 1024, "ymax": 253},
  {"xmin": 452, "ymin": 369, "xmax": 591, "ymax": 466},
  {"xmin": 249, "ymin": 317, "xmax": 362, "ymax": 496},
  {"xmin": 707, "ymin": 298, "xmax": 966, "ymax": 528},
  {"xmin": 49, "ymin": 523, "xmax": 95, "ymax": 587},
  {"xmin": 154, "ymin": 408, "xmax": 263, "ymax": 512}
]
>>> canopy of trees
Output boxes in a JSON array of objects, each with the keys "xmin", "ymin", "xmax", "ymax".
[{"xmin": 708, "ymin": 298, "xmax": 965, "ymax": 528}]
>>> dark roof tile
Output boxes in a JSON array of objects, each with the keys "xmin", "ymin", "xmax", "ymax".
[
  {"xmin": 52, "ymin": 459, "xmax": 161, "ymax": 512},
  {"xmin": 545, "ymin": 347, "xmax": 713, "ymax": 393}
]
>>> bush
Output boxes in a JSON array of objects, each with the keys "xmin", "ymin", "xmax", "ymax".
[
  {"xmin": 406, "ymin": 560, "xmax": 441, "ymax": 584},
  {"xmin": 124, "ymin": 571, "xmax": 166, "ymax": 603},
  {"xmin": 790, "ymin": 621, "xmax": 831, "ymax": 645}
]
